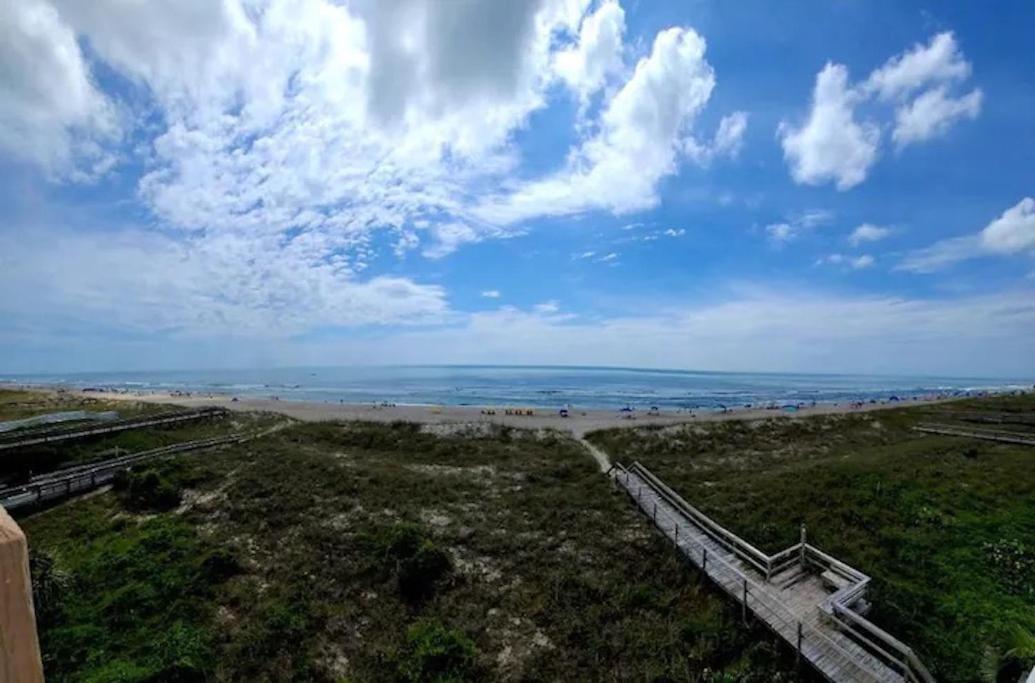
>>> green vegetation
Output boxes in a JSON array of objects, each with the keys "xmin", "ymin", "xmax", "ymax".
[
  {"xmin": 19, "ymin": 387, "xmax": 1033, "ymax": 681},
  {"xmin": 25, "ymin": 497, "xmax": 230, "ymax": 681},
  {"xmin": 113, "ymin": 466, "xmax": 184, "ymax": 512},
  {"xmin": 364, "ymin": 522, "xmax": 454, "ymax": 604},
  {"xmin": 24, "ymin": 416, "xmax": 802, "ymax": 681},
  {"xmin": 0, "ymin": 389, "xmax": 162, "ymax": 422},
  {"xmin": 587, "ymin": 395, "xmax": 1035, "ymax": 682},
  {"xmin": 395, "ymin": 620, "xmax": 479, "ymax": 682}
]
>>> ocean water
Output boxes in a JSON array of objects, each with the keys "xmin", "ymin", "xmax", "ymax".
[{"xmin": 3, "ymin": 366, "xmax": 1030, "ymax": 411}]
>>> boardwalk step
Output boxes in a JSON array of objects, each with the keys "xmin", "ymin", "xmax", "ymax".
[{"xmin": 776, "ymin": 568, "xmax": 810, "ymax": 590}]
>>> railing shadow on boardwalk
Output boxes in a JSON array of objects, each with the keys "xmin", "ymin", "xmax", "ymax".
[{"xmin": 610, "ymin": 461, "xmax": 935, "ymax": 683}]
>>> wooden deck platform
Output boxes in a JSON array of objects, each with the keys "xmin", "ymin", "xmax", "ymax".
[{"xmin": 612, "ymin": 462, "xmax": 934, "ymax": 683}]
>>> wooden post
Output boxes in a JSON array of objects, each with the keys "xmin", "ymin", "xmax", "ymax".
[
  {"xmin": 799, "ymin": 523, "xmax": 807, "ymax": 569},
  {"xmin": 702, "ymin": 547, "xmax": 708, "ymax": 572},
  {"xmin": 652, "ymin": 502, "xmax": 657, "ymax": 524},
  {"xmin": 0, "ymin": 507, "xmax": 44, "ymax": 683},
  {"xmin": 797, "ymin": 622, "xmax": 803, "ymax": 668},
  {"xmin": 742, "ymin": 579, "xmax": 748, "ymax": 623}
]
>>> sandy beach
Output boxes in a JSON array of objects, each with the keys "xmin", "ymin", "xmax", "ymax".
[{"xmin": 35, "ymin": 387, "xmax": 968, "ymax": 437}]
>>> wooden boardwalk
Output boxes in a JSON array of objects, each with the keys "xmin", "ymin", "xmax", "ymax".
[
  {"xmin": 0, "ymin": 432, "xmax": 249, "ymax": 511},
  {"xmin": 913, "ymin": 423, "xmax": 1035, "ymax": 446},
  {"xmin": 0, "ymin": 407, "xmax": 227, "ymax": 451},
  {"xmin": 611, "ymin": 462, "xmax": 934, "ymax": 683}
]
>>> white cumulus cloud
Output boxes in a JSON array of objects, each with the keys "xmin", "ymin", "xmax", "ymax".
[
  {"xmin": 981, "ymin": 197, "xmax": 1035, "ymax": 254},
  {"xmin": 474, "ymin": 26, "xmax": 741, "ymax": 223},
  {"xmin": 892, "ymin": 86, "xmax": 981, "ymax": 148},
  {"xmin": 779, "ymin": 63, "xmax": 878, "ymax": 190},
  {"xmin": 863, "ymin": 32, "xmax": 972, "ymax": 101},
  {"xmin": 780, "ymin": 32, "xmax": 980, "ymax": 189},
  {"xmin": 553, "ymin": 0, "xmax": 625, "ymax": 100},
  {"xmin": 0, "ymin": 0, "xmax": 118, "ymax": 178}
]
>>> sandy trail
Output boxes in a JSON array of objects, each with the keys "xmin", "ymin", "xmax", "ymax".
[{"xmin": 577, "ymin": 437, "xmax": 612, "ymax": 473}]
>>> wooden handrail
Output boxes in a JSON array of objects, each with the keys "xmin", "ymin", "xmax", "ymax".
[
  {"xmin": 617, "ymin": 469, "xmax": 893, "ymax": 682},
  {"xmin": 630, "ymin": 463, "xmax": 773, "ymax": 566}
]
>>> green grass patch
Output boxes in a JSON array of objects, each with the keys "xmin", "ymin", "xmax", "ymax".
[{"xmin": 24, "ymin": 497, "xmax": 233, "ymax": 682}]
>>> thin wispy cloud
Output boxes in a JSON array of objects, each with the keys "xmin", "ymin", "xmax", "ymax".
[
  {"xmin": 849, "ymin": 224, "xmax": 892, "ymax": 246},
  {"xmin": 899, "ymin": 197, "xmax": 1035, "ymax": 272},
  {"xmin": 765, "ymin": 209, "xmax": 834, "ymax": 244}
]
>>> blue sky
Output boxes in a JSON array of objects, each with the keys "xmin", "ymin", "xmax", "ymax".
[{"xmin": 1, "ymin": 0, "xmax": 1033, "ymax": 377}]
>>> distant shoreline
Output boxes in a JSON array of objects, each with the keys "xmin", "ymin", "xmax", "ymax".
[
  {"xmin": 7, "ymin": 383, "xmax": 995, "ymax": 436},
  {"xmin": 4, "ymin": 366, "xmax": 1029, "ymax": 417}
]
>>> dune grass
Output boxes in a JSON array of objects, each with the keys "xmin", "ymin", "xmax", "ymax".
[
  {"xmin": 0, "ymin": 389, "xmax": 164, "ymax": 422},
  {"xmin": 20, "ymin": 389, "xmax": 1034, "ymax": 681},
  {"xmin": 23, "ymin": 419, "xmax": 804, "ymax": 682}
]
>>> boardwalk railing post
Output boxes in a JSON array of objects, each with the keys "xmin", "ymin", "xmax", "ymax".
[
  {"xmin": 742, "ymin": 580, "xmax": 748, "ymax": 624},
  {"xmin": 652, "ymin": 502, "xmax": 657, "ymax": 524},
  {"xmin": 799, "ymin": 523, "xmax": 807, "ymax": 569},
  {"xmin": 702, "ymin": 547, "xmax": 708, "ymax": 572},
  {"xmin": 796, "ymin": 622, "xmax": 803, "ymax": 668}
]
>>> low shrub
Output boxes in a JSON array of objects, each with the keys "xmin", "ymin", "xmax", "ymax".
[
  {"xmin": 198, "ymin": 549, "xmax": 243, "ymax": 583},
  {"xmin": 114, "ymin": 468, "xmax": 182, "ymax": 512},
  {"xmin": 369, "ymin": 523, "xmax": 453, "ymax": 604},
  {"xmin": 396, "ymin": 620, "xmax": 478, "ymax": 683},
  {"xmin": 984, "ymin": 539, "xmax": 1034, "ymax": 597},
  {"xmin": 29, "ymin": 550, "xmax": 69, "ymax": 628}
]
